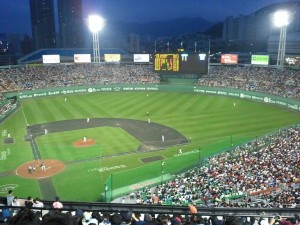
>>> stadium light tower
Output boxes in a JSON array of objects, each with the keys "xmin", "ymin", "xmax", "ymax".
[
  {"xmin": 271, "ymin": 10, "xmax": 291, "ymax": 68},
  {"xmin": 88, "ymin": 15, "xmax": 105, "ymax": 63}
]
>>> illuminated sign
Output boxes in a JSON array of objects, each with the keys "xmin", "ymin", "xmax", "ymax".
[
  {"xmin": 42, "ymin": 55, "xmax": 60, "ymax": 64},
  {"xmin": 221, "ymin": 54, "xmax": 238, "ymax": 64},
  {"xmin": 74, "ymin": 54, "xmax": 91, "ymax": 63},
  {"xmin": 285, "ymin": 56, "xmax": 300, "ymax": 66},
  {"xmin": 104, "ymin": 54, "xmax": 121, "ymax": 62},
  {"xmin": 154, "ymin": 54, "xmax": 179, "ymax": 72},
  {"xmin": 134, "ymin": 54, "xmax": 150, "ymax": 63},
  {"xmin": 251, "ymin": 55, "xmax": 269, "ymax": 65}
]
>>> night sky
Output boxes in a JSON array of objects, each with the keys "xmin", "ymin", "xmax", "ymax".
[{"xmin": 0, "ymin": 0, "xmax": 292, "ymax": 36}]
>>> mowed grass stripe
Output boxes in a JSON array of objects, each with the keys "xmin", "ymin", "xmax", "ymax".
[
  {"xmin": 162, "ymin": 94, "xmax": 196, "ymax": 115},
  {"xmin": 85, "ymin": 93, "xmax": 135, "ymax": 118},
  {"xmin": 148, "ymin": 93, "xmax": 182, "ymax": 119},
  {"xmin": 202, "ymin": 95, "xmax": 230, "ymax": 113},
  {"xmin": 123, "ymin": 94, "xmax": 164, "ymax": 119},
  {"xmin": 112, "ymin": 94, "xmax": 147, "ymax": 117},
  {"xmin": 69, "ymin": 94, "xmax": 116, "ymax": 118},
  {"xmin": 175, "ymin": 94, "xmax": 218, "ymax": 115},
  {"xmin": 126, "ymin": 93, "xmax": 160, "ymax": 118},
  {"xmin": 99, "ymin": 127, "xmax": 139, "ymax": 154},
  {"xmin": 37, "ymin": 132, "xmax": 69, "ymax": 160},
  {"xmin": 43, "ymin": 97, "xmax": 79, "ymax": 121},
  {"xmin": 21, "ymin": 99, "xmax": 55, "ymax": 124},
  {"xmin": 82, "ymin": 94, "xmax": 113, "ymax": 118},
  {"xmin": 66, "ymin": 97, "xmax": 94, "ymax": 119},
  {"xmin": 36, "ymin": 98, "xmax": 66, "ymax": 122},
  {"xmin": 181, "ymin": 94, "xmax": 207, "ymax": 114}
]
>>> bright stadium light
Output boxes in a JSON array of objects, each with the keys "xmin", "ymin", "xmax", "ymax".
[
  {"xmin": 271, "ymin": 10, "xmax": 291, "ymax": 68},
  {"xmin": 88, "ymin": 15, "xmax": 105, "ymax": 63},
  {"xmin": 273, "ymin": 10, "xmax": 290, "ymax": 28}
]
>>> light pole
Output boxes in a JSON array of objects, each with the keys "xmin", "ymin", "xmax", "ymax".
[
  {"xmin": 161, "ymin": 161, "xmax": 165, "ymax": 185},
  {"xmin": 271, "ymin": 10, "xmax": 291, "ymax": 68},
  {"xmin": 207, "ymin": 38, "xmax": 211, "ymax": 72},
  {"xmin": 88, "ymin": 15, "xmax": 105, "ymax": 63}
]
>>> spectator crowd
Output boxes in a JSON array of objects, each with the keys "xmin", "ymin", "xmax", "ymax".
[
  {"xmin": 2, "ymin": 196, "xmax": 300, "ymax": 225},
  {"xmin": 129, "ymin": 127, "xmax": 300, "ymax": 210},
  {"xmin": 2, "ymin": 190, "xmax": 300, "ymax": 225},
  {"xmin": 0, "ymin": 64, "xmax": 160, "ymax": 93},
  {"xmin": 198, "ymin": 66, "xmax": 300, "ymax": 99},
  {"xmin": 0, "ymin": 65, "xmax": 299, "ymax": 100}
]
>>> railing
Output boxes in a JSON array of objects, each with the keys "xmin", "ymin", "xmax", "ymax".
[{"xmin": 1, "ymin": 198, "xmax": 300, "ymax": 218}]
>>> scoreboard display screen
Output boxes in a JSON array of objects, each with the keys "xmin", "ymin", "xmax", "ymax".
[
  {"xmin": 154, "ymin": 53, "xmax": 208, "ymax": 74},
  {"xmin": 154, "ymin": 54, "xmax": 179, "ymax": 72},
  {"xmin": 180, "ymin": 53, "xmax": 208, "ymax": 74}
]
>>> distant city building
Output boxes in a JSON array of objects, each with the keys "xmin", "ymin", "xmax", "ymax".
[
  {"xmin": 29, "ymin": 0, "xmax": 56, "ymax": 50},
  {"xmin": 57, "ymin": 0, "xmax": 84, "ymax": 48},
  {"xmin": 7, "ymin": 34, "xmax": 22, "ymax": 53},
  {"xmin": 21, "ymin": 35, "xmax": 32, "ymax": 55},
  {"xmin": 222, "ymin": 1, "xmax": 300, "ymax": 53},
  {"xmin": 128, "ymin": 33, "xmax": 140, "ymax": 53}
]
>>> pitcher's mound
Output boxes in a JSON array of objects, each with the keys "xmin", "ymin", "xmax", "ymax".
[
  {"xmin": 73, "ymin": 139, "xmax": 96, "ymax": 148},
  {"xmin": 16, "ymin": 159, "xmax": 65, "ymax": 179}
]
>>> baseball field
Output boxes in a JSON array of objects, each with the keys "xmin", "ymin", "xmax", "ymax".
[{"xmin": 0, "ymin": 89, "xmax": 300, "ymax": 202}]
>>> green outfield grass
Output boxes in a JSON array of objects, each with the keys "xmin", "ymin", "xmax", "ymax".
[{"xmin": 0, "ymin": 91, "xmax": 299, "ymax": 201}]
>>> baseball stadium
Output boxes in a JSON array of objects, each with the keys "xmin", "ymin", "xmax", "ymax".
[
  {"xmin": 1, "ymin": 50, "xmax": 300, "ymax": 207},
  {"xmin": 3, "ymin": 1, "xmax": 300, "ymax": 224}
]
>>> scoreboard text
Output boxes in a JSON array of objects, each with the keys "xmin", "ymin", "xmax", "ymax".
[
  {"xmin": 154, "ymin": 53, "xmax": 208, "ymax": 74},
  {"xmin": 154, "ymin": 54, "xmax": 179, "ymax": 72}
]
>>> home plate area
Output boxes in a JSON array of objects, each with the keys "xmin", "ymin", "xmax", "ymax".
[{"xmin": 16, "ymin": 159, "xmax": 65, "ymax": 179}]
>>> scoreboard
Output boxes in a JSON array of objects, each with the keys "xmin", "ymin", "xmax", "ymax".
[
  {"xmin": 180, "ymin": 53, "xmax": 207, "ymax": 74},
  {"xmin": 154, "ymin": 53, "xmax": 208, "ymax": 74},
  {"xmin": 154, "ymin": 54, "xmax": 179, "ymax": 72}
]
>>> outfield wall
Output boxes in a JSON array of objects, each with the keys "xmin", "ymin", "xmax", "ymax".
[{"xmin": 5, "ymin": 84, "xmax": 300, "ymax": 112}]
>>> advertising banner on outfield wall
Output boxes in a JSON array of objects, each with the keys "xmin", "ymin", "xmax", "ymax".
[
  {"xmin": 221, "ymin": 54, "xmax": 238, "ymax": 64},
  {"xmin": 74, "ymin": 54, "xmax": 91, "ymax": 63},
  {"xmin": 251, "ymin": 55, "xmax": 269, "ymax": 65},
  {"xmin": 104, "ymin": 54, "xmax": 121, "ymax": 62},
  {"xmin": 285, "ymin": 56, "xmax": 300, "ymax": 66},
  {"xmin": 42, "ymin": 55, "xmax": 60, "ymax": 64},
  {"xmin": 9, "ymin": 85, "xmax": 300, "ymax": 113},
  {"xmin": 134, "ymin": 54, "xmax": 150, "ymax": 63},
  {"xmin": 193, "ymin": 87, "xmax": 300, "ymax": 111}
]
